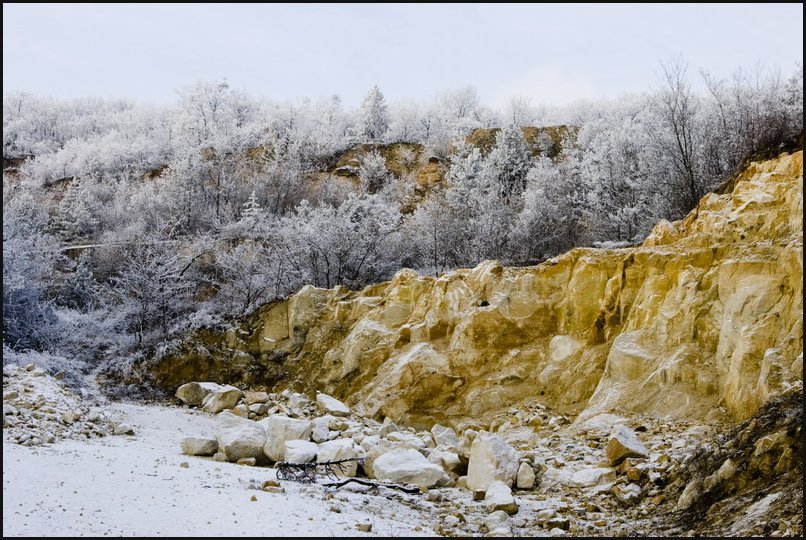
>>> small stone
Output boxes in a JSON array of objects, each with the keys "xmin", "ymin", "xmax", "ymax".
[
  {"xmin": 355, "ymin": 523, "xmax": 372, "ymax": 533},
  {"xmin": 262, "ymin": 480, "xmax": 281, "ymax": 489},
  {"xmin": 606, "ymin": 425, "xmax": 649, "ymax": 466},
  {"xmin": 250, "ymin": 495, "xmax": 257, "ymax": 502},
  {"xmin": 427, "ymin": 490, "xmax": 444, "ymax": 502},
  {"xmin": 473, "ymin": 489, "xmax": 486, "ymax": 501},
  {"xmin": 626, "ymin": 467, "xmax": 643, "ymax": 482},
  {"xmin": 180, "ymin": 462, "xmax": 190, "ymax": 468},
  {"xmin": 263, "ymin": 486, "xmax": 285, "ymax": 494},
  {"xmin": 548, "ymin": 527, "xmax": 567, "ymax": 537},
  {"xmin": 484, "ymin": 480, "xmax": 518, "ymax": 515},
  {"xmin": 537, "ymin": 508, "xmax": 558, "ymax": 521},
  {"xmin": 113, "ymin": 424, "xmax": 134, "ymax": 436},
  {"xmin": 213, "ymin": 452, "xmax": 228, "ymax": 462},
  {"xmin": 516, "ymin": 462, "xmax": 535, "ymax": 489},
  {"xmin": 237, "ymin": 457, "xmax": 257, "ymax": 466}
]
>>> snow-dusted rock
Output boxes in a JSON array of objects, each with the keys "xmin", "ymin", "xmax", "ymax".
[
  {"xmin": 484, "ymin": 510, "xmax": 511, "ymax": 536},
  {"xmin": 181, "ymin": 436, "xmax": 218, "ymax": 456},
  {"xmin": 113, "ymin": 423, "xmax": 134, "ymax": 436},
  {"xmin": 615, "ymin": 482, "xmax": 642, "ymax": 504},
  {"xmin": 428, "ymin": 449, "xmax": 462, "ymax": 473},
  {"xmin": 176, "ymin": 382, "xmax": 226, "ymax": 407},
  {"xmin": 386, "ymin": 431, "xmax": 426, "ymax": 449},
  {"xmin": 606, "ymin": 424, "xmax": 649, "ymax": 466},
  {"xmin": 243, "ymin": 391, "xmax": 269, "ymax": 405},
  {"xmin": 317, "ymin": 439, "xmax": 364, "ymax": 476},
  {"xmin": 215, "ymin": 412, "xmax": 266, "ymax": 462},
  {"xmin": 431, "ymin": 424, "xmax": 460, "ymax": 448},
  {"xmin": 378, "ymin": 417, "xmax": 397, "ymax": 437},
  {"xmin": 484, "ymin": 480, "xmax": 518, "ymax": 514},
  {"xmin": 201, "ymin": 385, "xmax": 243, "ymax": 414},
  {"xmin": 311, "ymin": 416, "xmax": 332, "ymax": 443},
  {"xmin": 284, "ymin": 440, "xmax": 318, "ymax": 464},
  {"xmin": 516, "ymin": 462, "xmax": 535, "ymax": 489},
  {"xmin": 373, "ymin": 447, "xmax": 444, "ymax": 488},
  {"xmin": 568, "ymin": 467, "xmax": 616, "ymax": 488},
  {"xmin": 261, "ymin": 415, "xmax": 312, "ymax": 462},
  {"xmin": 466, "ymin": 431, "xmax": 519, "ymax": 491},
  {"xmin": 315, "ymin": 393, "xmax": 350, "ymax": 417}
]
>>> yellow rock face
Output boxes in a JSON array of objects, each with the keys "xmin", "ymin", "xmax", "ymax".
[{"xmin": 150, "ymin": 152, "xmax": 803, "ymax": 429}]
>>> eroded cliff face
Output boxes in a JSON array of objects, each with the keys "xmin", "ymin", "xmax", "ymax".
[{"xmin": 148, "ymin": 151, "xmax": 803, "ymax": 430}]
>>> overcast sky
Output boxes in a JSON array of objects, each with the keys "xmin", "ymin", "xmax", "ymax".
[{"xmin": 3, "ymin": 3, "xmax": 803, "ymax": 107}]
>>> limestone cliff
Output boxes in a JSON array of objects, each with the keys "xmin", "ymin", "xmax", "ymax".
[{"xmin": 148, "ymin": 151, "xmax": 803, "ymax": 430}]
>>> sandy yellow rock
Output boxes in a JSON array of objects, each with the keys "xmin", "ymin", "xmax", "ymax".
[{"xmin": 151, "ymin": 152, "xmax": 803, "ymax": 428}]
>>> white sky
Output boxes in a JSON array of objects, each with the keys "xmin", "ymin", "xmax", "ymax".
[{"xmin": 3, "ymin": 3, "xmax": 803, "ymax": 107}]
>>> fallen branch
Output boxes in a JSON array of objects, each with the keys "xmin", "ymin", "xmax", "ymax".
[
  {"xmin": 322, "ymin": 477, "xmax": 421, "ymax": 494},
  {"xmin": 276, "ymin": 458, "xmax": 365, "ymax": 483}
]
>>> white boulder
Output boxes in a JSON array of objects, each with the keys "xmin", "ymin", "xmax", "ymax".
[
  {"xmin": 176, "ymin": 382, "xmax": 226, "ymax": 407},
  {"xmin": 466, "ymin": 431, "xmax": 519, "ymax": 491},
  {"xmin": 516, "ymin": 462, "xmax": 536, "ymax": 489},
  {"xmin": 261, "ymin": 415, "xmax": 312, "ymax": 462},
  {"xmin": 317, "ymin": 439, "xmax": 364, "ymax": 476},
  {"xmin": 484, "ymin": 480, "xmax": 518, "ymax": 514},
  {"xmin": 373, "ymin": 447, "xmax": 444, "ymax": 488},
  {"xmin": 215, "ymin": 412, "xmax": 266, "ymax": 462},
  {"xmin": 181, "ymin": 436, "xmax": 218, "ymax": 456},
  {"xmin": 284, "ymin": 440, "xmax": 318, "ymax": 464},
  {"xmin": 315, "ymin": 393, "xmax": 351, "ymax": 417},
  {"xmin": 201, "ymin": 385, "xmax": 243, "ymax": 414}
]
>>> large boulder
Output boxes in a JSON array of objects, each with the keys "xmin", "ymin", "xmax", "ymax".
[
  {"xmin": 431, "ymin": 424, "xmax": 460, "ymax": 448},
  {"xmin": 428, "ymin": 449, "xmax": 463, "ymax": 473},
  {"xmin": 311, "ymin": 416, "xmax": 333, "ymax": 443},
  {"xmin": 261, "ymin": 415, "xmax": 312, "ymax": 462},
  {"xmin": 373, "ymin": 447, "xmax": 444, "ymax": 488},
  {"xmin": 466, "ymin": 431, "xmax": 519, "ymax": 491},
  {"xmin": 201, "ymin": 385, "xmax": 243, "ymax": 414},
  {"xmin": 315, "ymin": 393, "xmax": 351, "ymax": 417},
  {"xmin": 181, "ymin": 436, "xmax": 218, "ymax": 456},
  {"xmin": 284, "ymin": 440, "xmax": 318, "ymax": 464},
  {"xmin": 484, "ymin": 480, "xmax": 518, "ymax": 514},
  {"xmin": 176, "ymin": 382, "xmax": 226, "ymax": 407},
  {"xmin": 317, "ymin": 439, "xmax": 365, "ymax": 477},
  {"xmin": 606, "ymin": 425, "xmax": 649, "ymax": 466},
  {"xmin": 215, "ymin": 412, "xmax": 266, "ymax": 462}
]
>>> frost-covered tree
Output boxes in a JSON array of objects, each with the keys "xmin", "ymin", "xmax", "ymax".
[
  {"xmin": 358, "ymin": 85, "xmax": 389, "ymax": 142},
  {"xmin": 484, "ymin": 125, "xmax": 532, "ymax": 202},
  {"xmin": 56, "ymin": 178, "xmax": 99, "ymax": 240},
  {"xmin": 241, "ymin": 190, "xmax": 263, "ymax": 221},
  {"xmin": 358, "ymin": 151, "xmax": 391, "ymax": 194}
]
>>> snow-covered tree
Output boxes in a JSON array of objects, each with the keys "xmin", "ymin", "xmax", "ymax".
[
  {"xmin": 358, "ymin": 85, "xmax": 389, "ymax": 142},
  {"xmin": 241, "ymin": 190, "xmax": 263, "ymax": 221},
  {"xmin": 484, "ymin": 125, "xmax": 532, "ymax": 202},
  {"xmin": 56, "ymin": 178, "xmax": 99, "ymax": 240}
]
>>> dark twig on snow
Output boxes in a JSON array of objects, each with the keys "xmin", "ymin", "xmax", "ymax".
[{"xmin": 322, "ymin": 477, "xmax": 421, "ymax": 494}]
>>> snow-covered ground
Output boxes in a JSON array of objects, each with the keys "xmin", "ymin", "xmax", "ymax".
[{"xmin": 2, "ymin": 402, "xmax": 435, "ymax": 537}]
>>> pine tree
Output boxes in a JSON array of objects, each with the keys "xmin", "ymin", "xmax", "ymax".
[
  {"xmin": 57, "ymin": 178, "xmax": 98, "ymax": 241},
  {"xmin": 241, "ymin": 190, "xmax": 263, "ymax": 221},
  {"xmin": 485, "ymin": 126, "xmax": 532, "ymax": 202},
  {"xmin": 358, "ymin": 85, "xmax": 389, "ymax": 142}
]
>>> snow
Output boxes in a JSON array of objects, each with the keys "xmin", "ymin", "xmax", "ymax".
[{"xmin": 2, "ymin": 402, "xmax": 434, "ymax": 537}]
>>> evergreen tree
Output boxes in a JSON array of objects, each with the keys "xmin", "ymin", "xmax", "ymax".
[{"xmin": 358, "ymin": 85, "xmax": 389, "ymax": 142}]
